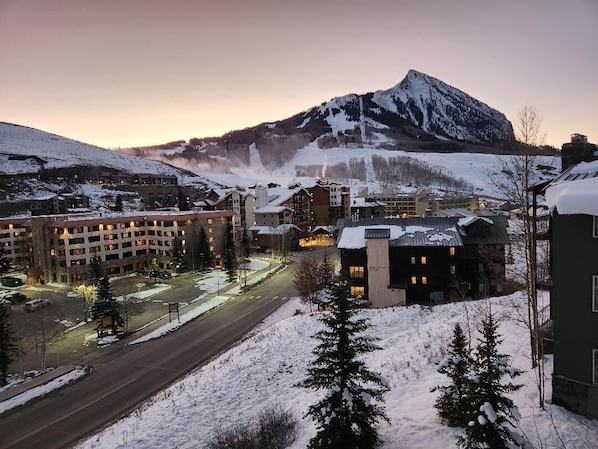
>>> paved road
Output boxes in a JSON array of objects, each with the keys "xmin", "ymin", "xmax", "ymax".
[{"xmin": 0, "ymin": 264, "xmax": 299, "ymax": 449}]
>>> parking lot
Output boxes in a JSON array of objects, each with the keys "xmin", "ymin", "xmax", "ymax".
[{"xmin": 3, "ymin": 271, "xmax": 212, "ymax": 372}]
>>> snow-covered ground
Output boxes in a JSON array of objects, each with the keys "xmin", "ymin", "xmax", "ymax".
[{"xmin": 72, "ymin": 291, "xmax": 598, "ymax": 449}]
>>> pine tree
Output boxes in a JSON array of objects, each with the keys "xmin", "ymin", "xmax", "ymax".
[
  {"xmin": 0, "ymin": 246, "xmax": 11, "ymax": 276},
  {"xmin": 223, "ymin": 222, "xmax": 237, "ymax": 282},
  {"xmin": 0, "ymin": 304, "xmax": 18, "ymax": 385},
  {"xmin": 241, "ymin": 227, "xmax": 251, "ymax": 261},
  {"xmin": 198, "ymin": 226, "xmax": 212, "ymax": 271},
  {"xmin": 458, "ymin": 313, "xmax": 525, "ymax": 449},
  {"xmin": 88, "ymin": 256, "xmax": 123, "ymax": 334},
  {"xmin": 298, "ymin": 278, "xmax": 389, "ymax": 449},
  {"xmin": 171, "ymin": 236, "xmax": 186, "ymax": 272},
  {"xmin": 434, "ymin": 323, "xmax": 474, "ymax": 427}
]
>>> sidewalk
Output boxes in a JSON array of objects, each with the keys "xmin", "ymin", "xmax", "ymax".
[{"xmin": 0, "ymin": 365, "xmax": 82, "ymax": 403}]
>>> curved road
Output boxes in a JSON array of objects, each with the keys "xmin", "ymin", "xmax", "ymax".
[{"xmin": 0, "ymin": 263, "xmax": 300, "ymax": 449}]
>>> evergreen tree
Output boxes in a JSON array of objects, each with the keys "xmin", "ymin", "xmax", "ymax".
[
  {"xmin": 433, "ymin": 323, "xmax": 474, "ymax": 427},
  {"xmin": 177, "ymin": 187, "xmax": 190, "ymax": 211},
  {"xmin": 0, "ymin": 304, "xmax": 18, "ymax": 385},
  {"xmin": 88, "ymin": 256, "xmax": 123, "ymax": 334},
  {"xmin": 198, "ymin": 226, "xmax": 212, "ymax": 271},
  {"xmin": 458, "ymin": 313, "xmax": 525, "ymax": 449},
  {"xmin": 223, "ymin": 222, "xmax": 237, "ymax": 282},
  {"xmin": 114, "ymin": 194, "xmax": 123, "ymax": 212},
  {"xmin": 298, "ymin": 277, "xmax": 389, "ymax": 449},
  {"xmin": 241, "ymin": 227, "xmax": 251, "ymax": 261},
  {"xmin": 0, "ymin": 246, "xmax": 12, "ymax": 276},
  {"xmin": 171, "ymin": 236, "xmax": 186, "ymax": 272}
]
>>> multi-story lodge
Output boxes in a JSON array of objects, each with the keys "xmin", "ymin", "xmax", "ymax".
[
  {"xmin": 337, "ymin": 216, "xmax": 509, "ymax": 308},
  {"xmin": 1, "ymin": 210, "xmax": 233, "ymax": 285},
  {"xmin": 307, "ymin": 181, "xmax": 351, "ymax": 226},
  {"xmin": 363, "ymin": 187, "xmax": 478, "ymax": 218},
  {"xmin": 0, "ymin": 216, "xmax": 32, "ymax": 269},
  {"xmin": 542, "ymin": 158, "xmax": 598, "ymax": 419}
]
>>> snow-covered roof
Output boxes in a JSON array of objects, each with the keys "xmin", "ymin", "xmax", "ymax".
[
  {"xmin": 337, "ymin": 223, "xmax": 462, "ymax": 249},
  {"xmin": 249, "ymin": 224, "xmax": 300, "ymax": 235},
  {"xmin": 545, "ymin": 160, "xmax": 598, "ymax": 216}
]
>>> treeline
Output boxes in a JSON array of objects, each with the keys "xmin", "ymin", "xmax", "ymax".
[
  {"xmin": 295, "ymin": 158, "xmax": 366, "ymax": 181},
  {"xmin": 372, "ymin": 154, "xmax": 474, "ymax": 192}
]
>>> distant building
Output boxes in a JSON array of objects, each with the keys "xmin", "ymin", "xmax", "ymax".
[
  {"xmin": 561, "ymin": 133, "xmax": 598, "ymax": 172},
  {"xmin": 307, "ymin": 181, "xmax": 351, "ymax": 226},
  {"xmin": 363, "ymin": 187, "xmax": 478, "ymax": 218},
  {"xmin": 0, "ymin": 216, "xmax": 32, "ymax": 269},
  {"xmin": 336, "ymin": 216, "xmax": 509, "ymax": 308}
]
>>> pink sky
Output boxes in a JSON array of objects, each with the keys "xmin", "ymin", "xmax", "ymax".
[{"xmin": 1, "ymin": 0, "xmax": 596, "ymax": 149}]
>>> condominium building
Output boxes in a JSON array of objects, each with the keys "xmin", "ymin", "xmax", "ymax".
[{"xmin": 1, "ymin": 210, "xmax": 234, "ymax": 285}]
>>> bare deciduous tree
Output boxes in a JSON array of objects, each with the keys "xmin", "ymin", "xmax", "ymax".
[{"xmin": 490, "ymin": 103, "xmax": 546, "ymax": 408}]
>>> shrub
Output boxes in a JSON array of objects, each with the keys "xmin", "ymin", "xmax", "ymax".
[{"xmin": 206, "ymin": 404, "xmax": 298, "ymax": 449}]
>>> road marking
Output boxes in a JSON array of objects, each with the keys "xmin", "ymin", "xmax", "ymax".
[
  {"xmin": 281, "ymin": 296, "xmax": 287, "ymax": 301},
  {"xmin": 272, "ymin": 295, "xmax": 279, "ymax": 300}
]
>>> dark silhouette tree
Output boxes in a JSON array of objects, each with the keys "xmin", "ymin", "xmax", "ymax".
[
  {"xmin": 197, "ymin": 226, "xmax": 212, "ymax": 271},
  {"xmin": 241, "ymin": 227, "xmax": 251, "ymax": 261},
  {"xmin": 0, "ymin": 246, "xmax": 12, "ymax": 276},
  {"xmin": 298, "ymin": 277, "xmax": 389, "ymax": 449},
  {"xmin": 293, "ymin": 255, "xmax": 322, "ymax": 311},
  {"xmin": 177, "ymin": 187, "xmax": 190, "ymax": 211},
  {"xmin": 0, "ymin": 304, "xmax": 18, "ymax": 385},
  {"xmin": 171, "ymin": 236, "xmax": 186, "ymax": 272},
  {"xmin": 114, "ymin": 194, "xmax": 123, "ymax": 212},
  {"xmin": 88, "ymin": 256, "xmax": 123, "ymax": 335},
  {"xmin": 433, "ymin": 323, "xmax": 474, "ymax": 427},
  {"xmin": 223, "ymin": 222, "xmax": 237, "ymax": 282},
  {"xmin": 458, "ymin": 312, "xmax": 525, "ymax": 449}
]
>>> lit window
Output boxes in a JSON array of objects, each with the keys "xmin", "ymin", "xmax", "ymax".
[
  {"xmin": 593, "ymin": 276, "xmax": 598, "ymax": 312},
  {"xmin": 421, "ymin": 256, "xmax": 427, "ymax": 265},
  {"xmin": 449, "ymin": 246, "xmax": 455, "ymax": 256},
  {"xmin": 410, "ymin": 256, "xmax": 416, "ymax": 265},
  {"xmin": 411, "ymin": 276, "xmax": 417, "ymax": 285},
  {"xmin": 349, "ymin": 266, "xmax": 365, "ymax": 278},
  {"xmin": 350, "ymin": 286, "xmax": 365, "ymax": 297},
  {"xmin": 422, "ymin": 276, "xmax": 428, "ymax": 285}
]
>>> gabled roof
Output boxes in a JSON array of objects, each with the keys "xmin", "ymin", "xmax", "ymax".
[
  {"xmin": 249, "ymin": 224, "xmax": 301, "ymax": 235},
  {"xmin": 336, "ymin": 216, "xmax": 509, "ymax": 249}
]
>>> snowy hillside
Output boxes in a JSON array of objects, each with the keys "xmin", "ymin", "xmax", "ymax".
[
  {"xmin": 0, "ymin": 122, "xmax": 192, "ymax": 178},
  {"xmin": 75, "ymin": 292, "xmax": 598, "ymax": 449}
]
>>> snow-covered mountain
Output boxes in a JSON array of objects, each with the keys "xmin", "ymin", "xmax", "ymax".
[
  {"xmin": 293, "ymin": 69, "xmax": 515, "ymax": 145},
  {"xmin": 0, "ymin": 122, "xmax": 196, "ymax": 178}
]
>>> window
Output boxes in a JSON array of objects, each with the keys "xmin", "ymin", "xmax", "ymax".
[
  {"xmin": 593, "ymin": 276, "xmax": 598, "ymax": 312},
  {"xmin": 422, "ymin": 276, "xmax": 428, "ymax": 285},
  {"xmin": 594, "ymin": 217, "xmax": 598, "ymax": 238},
  {"xmin": 421, "ymin": 256, "xmax": 427, "ymax": 265},
  {"xmin": 410, "ymin": 256, "xmax": 416, "ymax": 265},
  {"xmin": 349, "ymin": 266, "xmax": 365, "ymax": 278},
  {"xmin": 450, "ymin": 265, "xmax": 456, "ymax": 275},
  {"xmin": 411, "ymin": 276, "xmax": 417, "ymax": 285},
  {"xmin": 594, "ymin": 349, "xmax": 598, "ymax": 384},
  {"xmin": 449, "ymin": 246, "xmax": 455, "ymax": 256},
  {"xmin": 350, "ymin": 286, "xmax": 365, "ymax": 297}
]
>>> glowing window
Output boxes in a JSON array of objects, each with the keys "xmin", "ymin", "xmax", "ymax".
[
  {"xmin": 350, "ymin": 286, "xmax": 365, "ymax": 297},
  {"xmin": 410, "ymin": 256, "xmax": 416, "ymax": 265},
  {"xmin": 449, "ymin": 246, "xmax": 455, "ymax": 256},
  {"xmin": 411, "ymin": 276, "xmax": 417, "ymax": 285},
  {"xmin": 349, "ymin": 266, "xmax": 365, "ymax": 278},
  {"xmin": 421, "ymin": 256, "xmax": 427, "ymax": 265},
  {"xmin": 422, "ymin": 276, "xmax": 428, "ymax": 285}
]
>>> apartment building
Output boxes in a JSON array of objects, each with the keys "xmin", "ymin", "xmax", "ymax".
[
  {"xmin": 364, "ymin": 187, "xmax": 478, "ymax": 217},
  {"xmin": 0, "ymin": 210, "xmax": 233, "ymax": 285},
  {"xmin": 308, "ymin": 181, "xmax": 351, "ymax": 226},
  {"xmin": 0, "ymin": 216, "xmax": 32, "ymax": 269}
]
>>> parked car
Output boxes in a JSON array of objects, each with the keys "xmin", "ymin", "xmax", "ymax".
[
  {"xmin": 24, "ymin": 298, "xmax": 51, "ymax": 312},
  {"xmin": 11, "ymin": 292, "xmax": 27, "ymax": 303}
]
